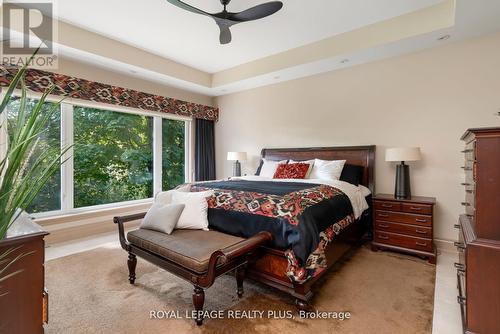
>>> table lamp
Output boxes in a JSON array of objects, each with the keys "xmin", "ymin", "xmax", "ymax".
[
  {"xmin": 385, "ymin": 147, "xmax": 421, "ymax": 199},
  {"xmin": 227, "ymin": 152, "xmax": 247, "ymax": 177}
]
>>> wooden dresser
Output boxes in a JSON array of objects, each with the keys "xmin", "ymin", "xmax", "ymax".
[
  {"xmin": 457, "ymin": 127, "xmax": 500, "ymax": 334},
  {"xmin": 0, "ymin": 221, "xmax": 49, "ymax": 334},
  {"xmin": 371, "ymin": 194, "xmax": 436, "ymax": 264}
]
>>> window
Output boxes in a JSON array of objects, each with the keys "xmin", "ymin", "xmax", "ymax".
[
  {"xmin": 5, "ymin": 98, "xmax": 61, "ymax": 213},
  {"xmin": 162, "ymin": 118, "xmax": 185, "ymax": 190},
  {"xmin": 73, "ymin": 107, "xmax": 154, "ymax": 207},
  {"xmin": 2, "ymin": 94, "xmax": 190, "ymax": 215}
]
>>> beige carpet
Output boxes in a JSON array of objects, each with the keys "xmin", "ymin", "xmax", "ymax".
[{"xmin": 45, "ymin": 244, "xmax": 435, "ymax": 334}]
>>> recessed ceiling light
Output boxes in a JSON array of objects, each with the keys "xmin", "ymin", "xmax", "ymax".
[
  {"xmin": 437, "ymin": 35, "xmax": 451, "ymax": 41},
  {"xmin": 340, "ymin": 59, "xmax": 349, "ymax": 64}
]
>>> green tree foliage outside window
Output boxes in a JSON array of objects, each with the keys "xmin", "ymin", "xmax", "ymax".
[
  {"xmin": 73, "ymin": 107, "xmax": 154, "ymax": 207},
  {"xmin": 162, "ymin": 118, "xmax": 185, "ymax": 191},
  {"xmin": 6, "ymin": 98, "xmax": 61, "ymax": 213},
  {"xmin": 4, "ymin": 100, "xmax": 187, "ymax": 212}
]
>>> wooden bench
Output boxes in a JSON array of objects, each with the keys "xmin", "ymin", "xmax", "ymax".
[{"xmin": 114, "ymin": 212, "xmax": 272, "ymax": 325}]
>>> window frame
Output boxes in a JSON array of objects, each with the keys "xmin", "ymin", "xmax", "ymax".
[{"xmin": 0, "ymin": 89, "xmax": 193, "ymax": 218}]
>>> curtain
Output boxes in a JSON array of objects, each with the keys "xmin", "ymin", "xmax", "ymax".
[{"xmin": 195, "ymin": 119, "xmax": 215, "ymax": 181}]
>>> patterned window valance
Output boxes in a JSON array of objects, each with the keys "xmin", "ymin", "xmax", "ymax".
[{"xmin": 0, "ymin": 66, "xmax": 218, "ymax": 121}]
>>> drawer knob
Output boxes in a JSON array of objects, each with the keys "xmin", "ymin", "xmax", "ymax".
[
  {"xmin": 378, "ymin": 235, "xmax": 389, "ymax": 240},
  {"xmin": 409, "ymin": 206, "xmax": 422, "ymax": 211},
  {"xmin": 378, "ymin": 213, "xmax": 389, "ymax": 218},
  {"xmin": 378, "ymin": 224, "xmax": 389, "ymax": 228},
  {"xmin": 454, "ymin": 241, "xmax": 466, "ymax": 250},
  {"xmin": 461, "ymin": 202, "xmax": 471, "ymax": 207},
  {"xmin": 415, "ymin": 229, "xmax": 427, "ymax": 235},
  {"xmin": 457, "ymin": 296, "xmax": 467, "ymax": 305},
  {"xmin": 415, "ymin": 241, "xmax": 427, "ymax": 247},
  {"xmin": 415, "ymin": 218, "xmax": 428, "ymax": 223},
  {"xmin": 461, "ymin": 183, "xmax": 471, "ymax": 186},
  {"xmin": 381, "ymin": 204, "xmax": 393, "ymax": 208},
  {"xmin": 454, "ymin": 224, "xmax": 461, "ymax": 229}
]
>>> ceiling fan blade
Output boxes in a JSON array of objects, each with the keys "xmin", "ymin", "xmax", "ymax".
[
  {"xmin": 165, "ymin": 0, "xmax": 212, "ymax": 17},
  {"xmin": 227, "ymin": 1, "xmax": 283, "ymax": 22},
  {"xmin": 218, "ymin": 25, "xmax": 232, "ymax": 44}
]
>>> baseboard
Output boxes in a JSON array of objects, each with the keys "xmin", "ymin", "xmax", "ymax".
[
  {"xmin": 435, "ymin": 238, "xmax": 458, "ymax": 254},
  {"xmin": 35, "ymin": 203, "xmax": 150, "ymax": 246}
]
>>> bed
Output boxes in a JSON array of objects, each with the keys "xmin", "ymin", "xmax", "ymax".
[{"xmin": 190, "ymin": 146, "xmax": 375, "ymax": 309}]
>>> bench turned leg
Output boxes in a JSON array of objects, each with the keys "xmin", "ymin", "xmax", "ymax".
[
  {"xmin": 193, "ymin": 286, "xmax": 205, "ymax": 326},
  {"xmin": 127, "ymin": 253, "xmax": 137, "ymax": 284},
  {"xmin": 236, "ymin": 266, "xmax": 245, "ymax": 298}
]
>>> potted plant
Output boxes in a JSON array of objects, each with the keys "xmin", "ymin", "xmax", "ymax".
[{"xmin": 0, "ymin": 57, "xmax": 68, "ymax": 330}]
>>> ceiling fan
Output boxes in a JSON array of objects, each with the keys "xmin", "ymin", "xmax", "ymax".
[{"xmin": 166, "ymin": 0, "xmax": 283, "ymax": 45}]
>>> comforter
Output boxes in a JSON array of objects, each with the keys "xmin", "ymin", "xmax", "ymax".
[{"xmin": 187, "ymin": 176, "xmax": 369, "ymax": 283}]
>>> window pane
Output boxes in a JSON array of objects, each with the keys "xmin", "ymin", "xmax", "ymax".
[
  {"xmin": 73, "ymin": 107, "xmax": 153, "ymax": 207},
  {"xmin": 162, "ymin": 118, "xmax": 185, "ymax": 190},
  {"xmin": 6, "ymin": 98, "xmax": 61, "ymax": 213}
]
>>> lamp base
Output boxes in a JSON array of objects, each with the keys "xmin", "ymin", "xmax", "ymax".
[
  {"xmin": 395, "ymin": 163, "xmax": 411, "ymax": 199},
  {"xmin": 232, "ymin": 161, "xmax": 241, "ymax": 177}
]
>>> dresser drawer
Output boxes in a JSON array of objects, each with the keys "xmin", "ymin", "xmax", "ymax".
[
  {"xmin": 463, "ymin": 145, "xmax": 475, "ymax": 162},
  {"xmin": 463, "ymin": 191, "xmax": 475, "ymax": 217},
  {"xmin": 375, "ymin": 221, "xmax": 432, "ymax": 238},
  {"xmin": 374, "ymin": 231, "xmax": 433, "ymax": 252},
  {"xmin": 374, "ymin": 201, "xmax": 401, "ymax": 212},
  {"xmin": 465, "ymin": 170, "xmax": 475, "ymax": 185},
  {"xmin": 374, "ymin": 210, "xmax": 432, "ymax": 226},
  {"xmin": 401, "ymin": 203, "xmax": 433, "ymax": 215}
]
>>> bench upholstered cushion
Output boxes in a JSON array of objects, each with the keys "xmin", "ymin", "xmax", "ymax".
[{"xmin": 127, "ymin": 229, "xmax": 245, "ymax": 273}]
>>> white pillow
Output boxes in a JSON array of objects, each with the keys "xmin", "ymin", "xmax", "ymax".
[
  {"xmin": 154, "ymin": 184, "xmax": 191, "ymax": 205},
  {"xmin": 259, "ymin": 159, "xmax": 287, "ymax": 178},
  {"xmin": 289, "ymin": 159, "xmax": 315, "ymax": 178},
  {"xmin": 140, "ymin": 203, "xmax": 185, "ymax": 234},
  {"xmin": 155, "ymin": 190, "xmax": 175, "ymax": 205},
  {"xmin": 171, "ymin": 190, "xmax": 214, "ymax": 230},
  {"xmin": 309, "ymin": 159, "xmax": 346, "ymax": 180}
]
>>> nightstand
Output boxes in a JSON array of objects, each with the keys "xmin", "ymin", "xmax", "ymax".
[{"xmin": 371, "ymin": 194, "xmax": 437, "ymax": 264}]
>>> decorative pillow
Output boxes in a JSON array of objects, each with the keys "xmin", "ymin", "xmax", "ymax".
[
  {"xmin": 289, "ymin": 159, "xmax": 315, "ymax": 178},
  {"xmin": 154, "ymin": 185, "xmax": 191, "ymax": 204},
  {"xmin": 309, "ymin": 159, "xmax": 346, "ymax": 180},
  {"xmin": 155, "ymin": 190, "xmax": 175, "ymax": 205},
  {"xmin": 340, "ymin": 164, "xmax": 364, "ymax": 186},
  {"xmin": 140, "ymin": 203, "xmax": 185, "ymax": 234},
  {"xmin": 171, "ymin": 190, "xmax": 214, "ymax": 230},
  {"xmin": 259, "ymin": 159, "xmax": 288, "ymax": 177},
  {"xmin": 273, "ymin": 163, "xmax": 310, "ymax": 179}
]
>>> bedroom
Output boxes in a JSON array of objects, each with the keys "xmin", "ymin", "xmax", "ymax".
[{"xmin": 0, "ymin": 0, "xmax": 499, "ymax": 333}]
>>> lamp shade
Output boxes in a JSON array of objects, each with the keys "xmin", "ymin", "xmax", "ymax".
[
  {"xmin": 385, "ymin": 147, "xmax": 421, "ymax": 162},
  {"xmin": 227, "ymin": 151, "xmax": 247, "ymax": 161}
]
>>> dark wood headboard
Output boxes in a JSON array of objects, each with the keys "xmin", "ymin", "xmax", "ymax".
[{"xmin": 261, "ymin": 146, "xmax": 376, "ymax": 193}]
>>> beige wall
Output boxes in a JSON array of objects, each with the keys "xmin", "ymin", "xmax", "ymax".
[
  {"xmin": 215, "ymin": 31, "xmax": 500, "ymax": 242},
  {"xmin": 54, "ymin": 57, "xmax": 214, "ymax": 107}
]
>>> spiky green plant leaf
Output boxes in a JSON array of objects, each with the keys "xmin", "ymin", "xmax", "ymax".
[{"xmin": 0, "ymin": 54, "xmax": 71, "ymax": 290}]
